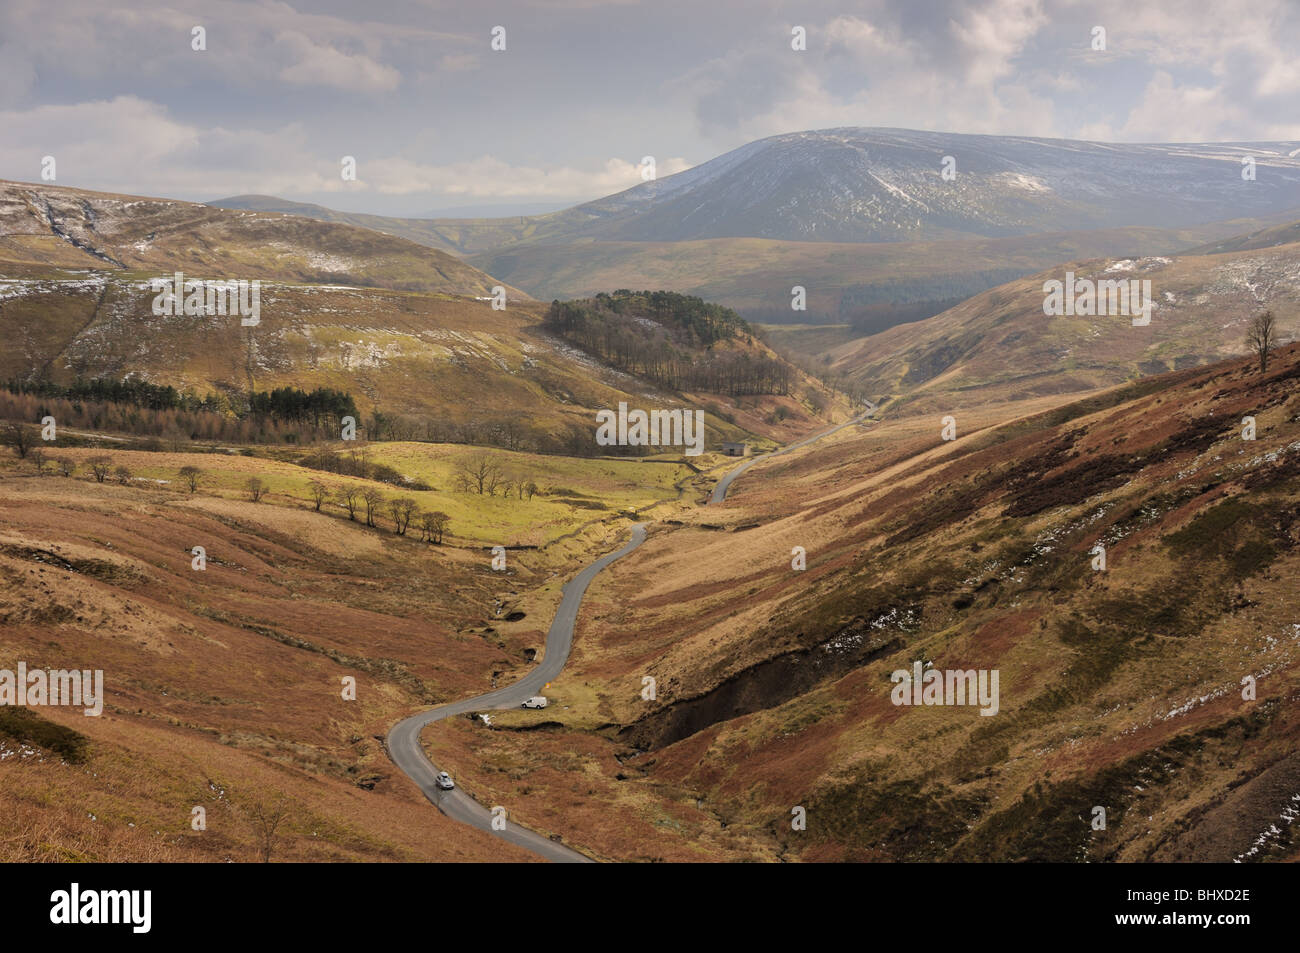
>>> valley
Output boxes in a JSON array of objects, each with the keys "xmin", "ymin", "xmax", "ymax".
[{"xmin": 2, "ymin": 128, "xmax": 1298, "ymax": 867}]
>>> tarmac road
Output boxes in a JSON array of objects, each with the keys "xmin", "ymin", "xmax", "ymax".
[
  {"xmin": 710, "ymin": 402, "xmax": 875, "ymax": 503},
  {"xmin": 387, "ymin": 401, "xmax": 875, "ymax": 861},
  {"xmin": 386, "ymin": 523, "xmax": 647, "ymax": 863}
]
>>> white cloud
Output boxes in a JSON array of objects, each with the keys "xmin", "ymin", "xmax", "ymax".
[
  {"xmin": 360, "ymin": 154, "xmax": 694, "ymax": 198},
  {"xmin": 276, "ymin": 31, "xmax": 401, "ymax": 92},
  {"xmin": 0, "ymin": 95, "xmax": 692, "ymax": 204}
]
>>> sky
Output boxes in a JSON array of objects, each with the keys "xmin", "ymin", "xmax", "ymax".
[{"xmin": 2, "ymin": 0, "xmax": 1299, "ymax": 217}]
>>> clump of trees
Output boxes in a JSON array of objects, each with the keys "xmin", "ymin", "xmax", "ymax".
[
  {"xmin": 543, "ymin": 290, "xmax": 794, "ymax": 396},
  {"xmin": 318, "ymin": 483, "xmax": 449, "ymax": 543},
  {"xmin": 387, "ymin": 497, "xmax": 418, "ymax": 536},
  {"xmin": 454, "ymin": 454, "xmax": 504, "ymax": 495},
  {"xmin": 0, "ymin": 379, "xmax": 358, "ymax": 445},
  {"xmin": 246, "ymin": 387, "xmax": 357, "ymax": 431},
  {"xmin": 298, "ymin": 446, "xmax": 431, "ymax": 490},
  {"xmin": 450, "ymin": 454, "xmax": 538, "ymax": 499},
  {"xmin": 420, "ymin": 511, "xmax": 450, "ymax": 544}
]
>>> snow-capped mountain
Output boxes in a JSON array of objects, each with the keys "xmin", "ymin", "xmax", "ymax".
[{"xmin": 552, "ymin": 128, "xmax": 1300, "ymax": 243}]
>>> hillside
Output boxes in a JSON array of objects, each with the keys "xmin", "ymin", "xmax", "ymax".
[
  {"xmin": 0, "ymin": 452, "xmax": 558, "ymax": 861},
  {"xmin": 825, "ymin": 239, "xmax": 1300, "ymax": 415},
  {"xmin": 1186, "ymin": 218, "xmax": 1300, "ymax": 256},
  {"xmin": 423, "ymin": 343, "xmax": 1300, "ymax": 862},
  {"xmin": 0, "ymin": 426, "xmax": 706, "ymax": 859},
  {"xmin": 210, "ymin": 193, "xmax": 537, "ymax": 260},
  {"xmin": 0, "ymin": 184, "xmax": 853, "ymax": 452},
  {"xmin": 467, "ymin": 220, "xmax": 1287, "ymax": 327},
  {"xmin": 0, "ymin": 180, "xmax": 522, "ymax": 298}
]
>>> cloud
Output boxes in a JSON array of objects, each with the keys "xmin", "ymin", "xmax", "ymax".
[
  {"xmin": 0, "ymin": 41, "xmax": 36, "ymax": 106},
  {"xmin": 0, "ymin": 94, "xmax": 692, "ymax": 204},
  {"xmin": 675, "ymin": 2, "xmax": 1058, "ymax": 142},
  {"xmin": 359, "ymin": 154, "xmax": 694, "ymax": 198},
  {"xmin": 2, "ymin": 0, "xmax": 1299, "ymax": 213},
  {"xmin": 437, "ymin": 53, "xmax": 480, "ymax": 72},
  {"xmin": 0, "ymin": 96, "xmax": 337, "ymax": 197},
  {"xmin": 274, "ymin": 31, "xmax": 401, "ymax": 92}
]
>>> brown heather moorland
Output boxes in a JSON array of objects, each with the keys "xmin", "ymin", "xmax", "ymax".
[
  {"xmin": 422, "ymin": 344, "xmax": 1300, "ymax": 862},
  {"xmin": 0, "ymin": 446, "xmax": 676, "ymax": 861},
  {"xmin": 827, "ymin": 238, "xmax": 1300, "ymax": 415}
]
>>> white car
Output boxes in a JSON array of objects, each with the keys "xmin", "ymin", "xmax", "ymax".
[
  {"xmin": 435, "ymin": 771, "xmax": 455, "ymax": 790},
  {"xmin": 522, "ymin": 696, "xmax": 548, "ymax": 709}
]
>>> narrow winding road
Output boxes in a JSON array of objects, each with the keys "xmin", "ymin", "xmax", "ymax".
[
  {"xmin": 387, "ymin": 524, "xmax": 646, "ymax": 863},
  {"xmin": 388, "ymin": 402, "xmax": 874, "ymax": 862},
  {"xmin": 710, "ymin": 401, "xmax": 876, "ymax": 503}
]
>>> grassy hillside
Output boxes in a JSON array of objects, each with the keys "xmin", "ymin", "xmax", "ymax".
[
  {"xmin": 0, "ymin": 268, "xmax": 852, "ymax": 451},
  {"xmin": 0, "ymin": 431, "xmax": 712, "ymax": 860},
  {"xmin": 1186, "ymin": 218, "xmax": 1300, "ymax": 256},
  {"xmin": 211, "ymin": 192, "xmax": 1297, "ymax": 330},
  {"xmin": 0, "ymin": 180, "xmax": 523, "ymax": 298},
  {"xmin": 209, "ymin": 193, "xmax": 545, "ymax": 257},
  {"xmin": 421, "ymin": 344, "xmax": 1300, "ymax": 862},
  {"xmin": 0, "ymin": 455, "xmax": 551, "ymax": 861},
  {"xmin": 468, "ymin": 221, "xmax": 1292, "ymax": 326},
  {"xmin": 0, "ymin": 180, "xmax": 857, "ymax": 452},
  {"xmin": 826, "ymin": 241, "xmax": 1300, "ymax": 416}
]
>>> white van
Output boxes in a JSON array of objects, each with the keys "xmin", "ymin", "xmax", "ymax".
[{"xmin": 522, "ymin": 696, "xmax": 548, "ymax": 709}]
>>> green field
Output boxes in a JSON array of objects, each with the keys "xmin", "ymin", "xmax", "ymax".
[{"xmin": 18, "ymin": 442, "xmax": 693, "ymax": 548}]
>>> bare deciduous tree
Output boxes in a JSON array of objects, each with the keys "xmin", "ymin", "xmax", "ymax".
[
  {"xmin": 388, "ymin": 496, "xmax": 418, "ymax": 535},
  {"xmin": 87, "ymin": 455, "xmax": 113, "ymax": 483},
  {"xmin": 1247, "ymin": 310, "xmax": 1278, "ymax": 374},
  {"xmin": 56, "ymin": 457, "xmax": 76, "ymax": 478},
  {"xmin": 307, "ymin": 478, "xmax": 329, "ymax": 512},
  {"xmin": 454, "ymin": 454, "xmax": 503, "ymax": 495},
  {"xmin": 2, "ymin": 423, "xmax": 33, "ymax": 459},
  {"xmin": 361, "ymin": 487, "xmax": 384, "ymax": 527},
  {"xmin": 421, "ymin": 510, "xmax": 450, "ymax": 544},
  {"xmin": 242, "ymin": 796, "xmax": 289, "ymax": 863},
  {"xmin": 114, "ymin": 464, "xmax": 132, "ymax": 485},
  {"xmin": 335, "ymin": 484, "xmax": 361, "ymax": 520},
  {"xmin": 245, "ymin": 476, "xmax": 266, "ymax": 502},
  {"xmin": 179, "ymin": 465, "xmax": 201, "ymax": 493}
]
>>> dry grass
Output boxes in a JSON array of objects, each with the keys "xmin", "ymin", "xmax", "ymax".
[{"xmin": 418, "ymin": 346, "xmax": 1300, "ymax": 862}]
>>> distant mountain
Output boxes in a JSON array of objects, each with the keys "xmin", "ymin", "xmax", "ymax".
[
  {"xmin": 210, "ymin": 130, "xmax": 1300, "ymax": 329},
  {"xmin": 418, "ymin": 201, "xmax": 572, "ymax": 218},
  {"xmin": 551, "ymin": 128, "xmax": 1300, "ymax": 244},
  {"xmin": 215, "ymin": 130, "xmax": 1300, "ymax": 256}
]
